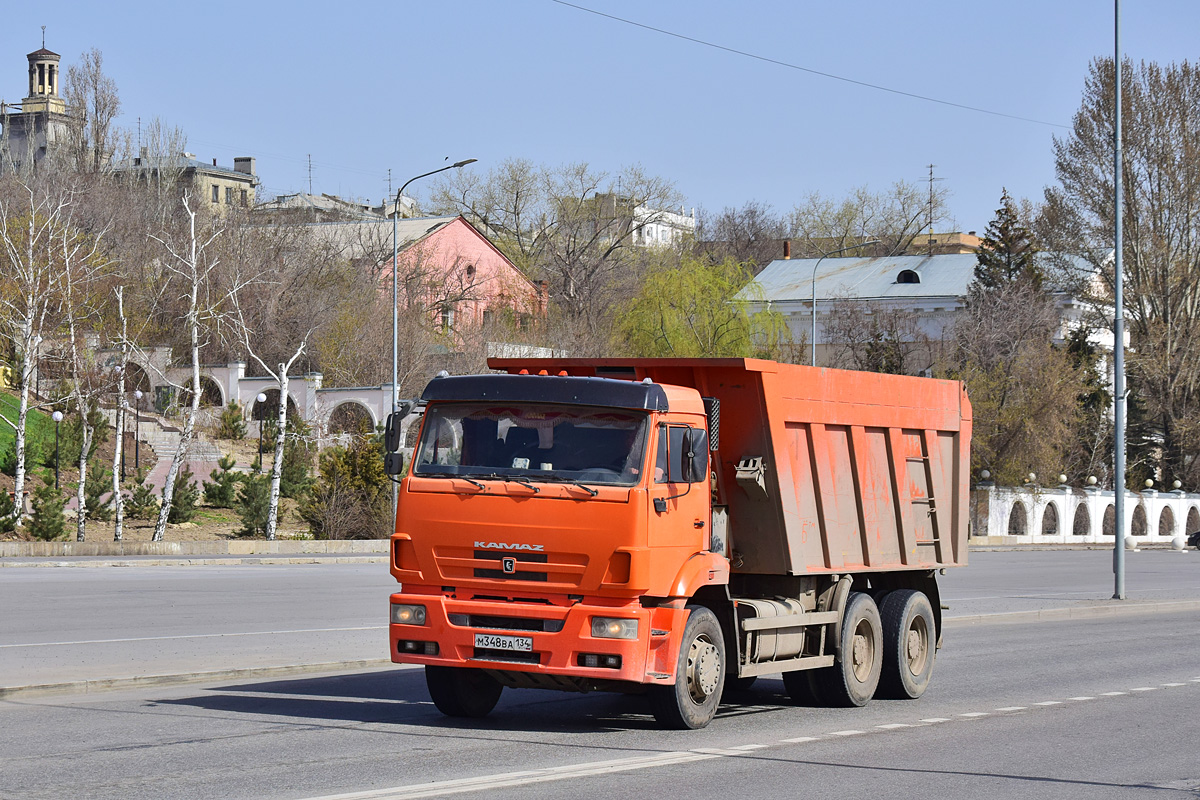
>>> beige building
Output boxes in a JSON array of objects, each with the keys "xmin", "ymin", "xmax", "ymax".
[
  {"xmin": 116, "ymin": 151, "xmax": 260, "ymax": 213},
  {"xmin": 0, "ymin": 45, "xmax": 72, "ymax": 171}
]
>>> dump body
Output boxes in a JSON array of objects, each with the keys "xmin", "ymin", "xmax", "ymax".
[
  {"xmin": 489, "ymin": 358, "xmax": 971, "ymax": 576},
  {"xmin": 389, "ymin": 357, "xmax": 971, "ymax": 728}
]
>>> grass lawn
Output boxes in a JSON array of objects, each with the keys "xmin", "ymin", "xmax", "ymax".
[{"xmin": 0, "ymin": 391, "xmax": 57, "ymax": 467}]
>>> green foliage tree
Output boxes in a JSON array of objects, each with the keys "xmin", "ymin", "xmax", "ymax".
[
  {"xmin": 216, "ymin": 401, "xmax": 247, "ymax": 440},
  {"xmin": 617, "ymin": 256, "xmax": 790, "ymax": 358},
  {"xmin": 974, "ymin": 189, "xmax": 1041, "ymax": 290},
  {"xmin": 59, "ymin": 403, "xmax": 109, "ymax": 467},
  {"xmin": 235, "ymin": 473, "xmax": 271, "ymax": 537},
  {"xmin": 202, "ymin": 454, "xmax": 242, "ymax": 509},
  {"xmin": 167, "ymin": 466, "xmax": 199, "ymax": 524},
  {"xmin": 279, "ymin": 417, "xmax": 314, "ymax": 499},
  {"xmin": 28, "ymin": 473, "xmax": 66, "ymax": 541},
  {"xmin": 300, "ymin": 435, "xmax": 391, "ymax": 539}
]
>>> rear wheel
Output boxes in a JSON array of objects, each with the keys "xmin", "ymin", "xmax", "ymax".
[
  {"xmin": 425, "ymin": 666, "xmax": 503, "ymax": 718},
  {"xmin": 878, "ymin": 589, "xmax": 935, "ymax": 699},
  {"xmin": 649, "ymin": 605, "xmax": 726, "ymax": 729},
  {"xmin": 811, "ymin": 592, "xmax": 882, "ymax": 707}
]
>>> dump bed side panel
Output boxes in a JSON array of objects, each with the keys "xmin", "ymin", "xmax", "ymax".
[{"xmin": 487, "ymin": 358, "xmax": 971, "ymax": 575}]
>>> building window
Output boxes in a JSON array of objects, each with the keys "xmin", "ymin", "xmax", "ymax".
[
  {"xmin": 896, "ymin": 269, "xmax": 921, "ymax": 284},
  {"xmin": 226, "ymin": 187, "xmax": 234, "ymax": 205},
  {"xmin": 211, "ymin": 185, "xmax": 219, "ymax": 203},
  {"xmin": 240, "ymin": 190, "xmax": 248, "ymax": 207}
]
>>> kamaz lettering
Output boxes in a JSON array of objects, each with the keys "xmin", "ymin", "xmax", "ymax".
[{"xmin": 474, "ymin": 541, "xmax": 545, "ymax": 552}]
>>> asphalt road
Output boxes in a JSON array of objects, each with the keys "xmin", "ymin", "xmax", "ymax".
[
  {"xmin": 2, "ymin": 549, "xmax": 1198, "ymax": 692},
  {"xmin": 3, "ymin": 610, "xmax": 1197, "ymax": 799}
]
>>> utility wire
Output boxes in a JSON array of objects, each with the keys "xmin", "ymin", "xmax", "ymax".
[{"xmin": 551, "ymin": 0, "xmax": 1068, "ymax": 130}]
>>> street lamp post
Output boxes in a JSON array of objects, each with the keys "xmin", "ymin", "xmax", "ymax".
[
  {"xmin": 810, "ymin": 240, "xmax": 880, "ymax": 366},
  {"xmin": 256, "ymin": 392, "xmax": 268, "ymax": 472},
  {"xmin": 391, "ymin": 158, "xmax": 477, "ymax": 416},
  {"xmin": 52, "ymin": 410, "xmax": 63, "ymax": 490},
  {"xmin": 133, "ymin": 390, "xmax": 143, "ymax": 472}
]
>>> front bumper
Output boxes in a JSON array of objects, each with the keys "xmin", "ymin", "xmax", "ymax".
[{"xmin": 389, "ymin": 591, "xmax": 687, "ymax": 685}]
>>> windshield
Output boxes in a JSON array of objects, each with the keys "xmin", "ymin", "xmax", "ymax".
[{"xmin": 413, "ymin": 403, "xmax": 649, "ymax": 486}]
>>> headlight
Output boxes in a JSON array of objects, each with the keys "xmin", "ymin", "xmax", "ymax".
[
  {"xmin": 391, "ymin": 603, "xmax": 427, "ymax": 625},
  {"xmin": 591, "ymin": 617, "xmax": 638, "ymax": 640}
]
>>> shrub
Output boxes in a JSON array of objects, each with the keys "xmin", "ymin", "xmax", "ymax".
[
  {"xmin": 300, "ymin": 434, "xmax": 391, "ymax": 539},
  {"xmin": 203, "ymin": 454, "xmax": 243, "ymax": 508},
  {"xmin": 82, "ymin": 460, "xmax": 113, "ymax": 522}
]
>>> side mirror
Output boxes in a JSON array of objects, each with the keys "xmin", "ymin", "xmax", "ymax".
[
  {"xmin": 681, "ymin": 429, "xmax": 709, "ymax": 483},
  {"xmin": 385, "ymin": 402, "xmax": 413, "ymax": 452},
  {"xmin": 384, "ymin": 452, "xmax": 405, "ymax": 475}
]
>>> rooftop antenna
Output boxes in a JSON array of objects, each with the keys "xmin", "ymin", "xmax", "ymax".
[
  {"xmin": 137, "ymin": 117, "xmax": 142, "ymax": 150},
  {"xmin": 307, "ymin": 154, "xmax": 313, "ymax": 195},
  {"xmin": 925, "ymin": 164, "xmax": 944, "ymax": 256},
  {"xmin": 41, "ymin": 26, "xmax": 46, "ymax": 48}
]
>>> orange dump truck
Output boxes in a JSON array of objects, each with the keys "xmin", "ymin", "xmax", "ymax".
[{"xmin": 383, "ymin": 358, "xmax": 971, "ymax": 729}]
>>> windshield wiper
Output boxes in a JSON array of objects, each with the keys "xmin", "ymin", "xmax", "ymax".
[
  {"xmin": 505, "ymin": 476, "xmax": 540, "ymax": 493},
  {"xmin": 527, "ymin": 474, "xmax": 600, "ymax": 496},
  {"xmin": 419, "ymin": 470, "xmax": 485, "ymax": 491}
]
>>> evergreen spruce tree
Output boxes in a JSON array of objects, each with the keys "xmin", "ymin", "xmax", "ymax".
[
  {"xmin": 973, "ymin": 188, "xmax": 1042, "ymax": 290},
  {"xmin": 83, "ymin": 460, "xmax": 114, "ymax": 522},
  {"xmin": 203, "ymin": 454, "xmax": 243, "ymax": 509},
  {"xmin": 168, "ymin": 466, "xmax": 199, "ymax": 524},
  {"xmin": 216, "ymin": 401, "xmax": 248, "ymax": 440},
  {"xmin": 28, "ymin": 474, "xmax": 67, "ymax": 541},
  {"xmin": 236, "ymin": 473, "xmax": 272, "ymax": 537},
  {"xmin": 126, "ymin": 467, "xmax": 161, "ymax": 520}
]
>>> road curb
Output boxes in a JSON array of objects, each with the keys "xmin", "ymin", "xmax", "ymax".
[
  {"xmin": 0, "ymin": 659, "xmax": 401, "ymax": 700},
  {"xmin": 943, "ymin": 598, "xmax": 1200, "ymax": 627},
  {"xmin": 4, "ymin": 600, "xmax": 1198, "ymax": 701},
  {"xmin": 0, "ymin": 556, "xmax": 388, "ymax": 568}
]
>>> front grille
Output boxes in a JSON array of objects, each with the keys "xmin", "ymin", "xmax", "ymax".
[
  {"xmin": 465, "ymin": 615, "xmax": 564, "ymax": 633},
  {"xmin": 474, "ymin": 549, "xmax": 548, "ymax": 582},
  {"xmin": 473, "ymin": 647, "xmax": 541, "ymax": 664}
]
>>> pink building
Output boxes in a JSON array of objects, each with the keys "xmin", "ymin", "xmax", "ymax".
[{"xmin": 378, "ymin": 215, "xmax": 545, "ymax": 335}]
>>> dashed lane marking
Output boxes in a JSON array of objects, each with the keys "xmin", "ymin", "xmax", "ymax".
[
  {"xmin": 827, "ymin": 730, "xmax": 866, "ymax": 737},
  {"xmin": 1034, "ymin": 701, "xmax": 1062, "ymax": 706},
  {"xmin": 958, "ymin": 712, "xmax": 989, "ymax": 718},
  {"xmin": 1162, "ymin": 683, "xmax": 1186, "ymax": 687},
  {"xmin": 781, "ymin": 737, "xmax": 819, "ymax": 743},
  {"xmin": 1130, "ymin": 687, "xmax": 1157, "ymax": 692},
  {"xmin": 876, "ymin": 723, "xmax": 913, "ymax": 729},
  {"xmin": 995, "ymin": 707, "xmax": 1027, "ymax": 712},
  {"xmin": 920, "ymin": 717, "xmax": 951, "ymax": 723},
  {"xmin": 1101, "ymin": 692, "xmax": 1127, "ymax": 696},
  {"xmin": 1067, "ymin": 696, "xmax": 1095, "ymax": 701}
]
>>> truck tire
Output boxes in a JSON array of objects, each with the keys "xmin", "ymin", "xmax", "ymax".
[
  {"xmin": 878, "ymin": 589, "xmax": 935, "ymax": 699},
  {"xmin": 649, "ymin": 605, "xmax": 726, "ymax": 729},
  {"xmin": 425, "ymin": 666, "xmax": 503, "ymax": 718},
  {"xmin": 811, "ymin": 592, "xmax": 882, "ymax": 707}
]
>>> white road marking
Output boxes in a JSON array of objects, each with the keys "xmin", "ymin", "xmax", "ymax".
[
  {"xmin": 1162, "ymin": 683, "xmax": 1186, "ymax": 687},
  {"xmin": 1034, "ymin": 701, "xmax": 1062, "ymax": 706},
  {"xmin": 827, "ymin": 730, "xmax": 866, "ymax": 736},
  {"xmin": 1067, "ymin": 696, "xmax": 1095, "ymax": 701},
  {"xmin": 958, "ymin": 712, "xmax": 989, "ymax": 718},
  {"xmin": 995, "ymin": 706, "xmax": 1026, "ymax": 712},
  {"xmin": 920, "ymin": 717, "xmax": 951, "ymax": 723},
  {"xmin": 781, "ymin": 737, "xmax": 820, "ymax": 743},
  {"xmin": 1101, "ymin": 692, "xmax": 1127, "ymax": 696},
  {"xmin": 1130, "ymin": 687, "xmax": 1157, "ymax": 692},
  {"xmin": 731, "ymin": 744, "xmax": 768, "ymax": 751},
  {"xmin": 302, "ymin": 751, "xmax": 722, "ymax": 799},
  {"xmin": 876, "ymin": 723, "xmax": 912, "ymax": 729},
  {"xmin": 0, "ymin": 626, "xmax": 386, "ymax": 649}
]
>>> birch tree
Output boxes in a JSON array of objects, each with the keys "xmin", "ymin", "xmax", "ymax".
[
  {"xmin": 111, "ymin": 288, "xmax": 129, "ymax": 541},
  {"xmin": 0, "ymin": 179, "xmax": 73, "ymax": 522},
  {"xmin": 147, "ymin": 196, "xmax": 224, "ymax": 542}
]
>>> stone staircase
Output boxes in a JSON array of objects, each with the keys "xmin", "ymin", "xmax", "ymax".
[{"xmin": 101, "ymin": 407, "xmax": 224, "ymax": 463}]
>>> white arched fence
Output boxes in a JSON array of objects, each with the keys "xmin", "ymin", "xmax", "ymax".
[{"xmin": 971, "ymin": 482, "xmax": 1200, "ymax": 544}]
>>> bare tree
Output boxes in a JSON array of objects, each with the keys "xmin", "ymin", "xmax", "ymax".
[
  {"xmin": 787, "ymin": 181, "xmax": 951, "ymax": 258},
  {"xmin": 694, "ymin": 201, "xmax": 787, "ymax": 271},
  {"xmin": 63, "ymin": 48, "xmax": 122, "ymax": 173},
  {"xmin": 823, "ymin": 293, "xmax": 935, "ymax": 375}
]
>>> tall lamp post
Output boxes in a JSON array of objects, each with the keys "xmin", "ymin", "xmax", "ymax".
[
  {"xmin": 133, "ymin": 390, "xmax": 143, "ymax": 471},
  {"xmin": 810, "ymin": 240, "xmax": 880, "ymax": 366},
  {"xmin": 52, "ymin": 410, "xmax": 63, "ymax": 490},
  {"xmin": 256, "ymin": 392, "xmax": 268, "ymax": 472},
  {"xmin": 391, "ymin": 158, "xmax": 477, "ymax": 417}
]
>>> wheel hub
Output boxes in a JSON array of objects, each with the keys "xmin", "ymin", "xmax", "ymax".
[{"xmin": 687, "ymin": 636, "xmax": 720, "ymax": 703}]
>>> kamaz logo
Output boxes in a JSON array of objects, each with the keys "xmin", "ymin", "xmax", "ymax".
[{"xmin": 475, "ymin": 541, "xmax": 545, "ymax": 552}]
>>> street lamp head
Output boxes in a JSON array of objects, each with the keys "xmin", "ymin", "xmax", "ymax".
[
  {"xmin": 52, "ymin": 411, "xmax": 63, "ymax": 423},
  {"xmin": 452, "ymin": 158, "xmax": 478, "ymax": 169},
  {"xmin": 256, "ymin": 392, "xmax": 268, "ymax": 403},
  {"xmin": 134, "ymin": 389, "xmax": 143, "ymax": 400}
]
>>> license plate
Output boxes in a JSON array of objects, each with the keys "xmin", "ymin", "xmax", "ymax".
[{"xmin": 475, "ymin": 632, "xmax": 533, "ymax": 652}]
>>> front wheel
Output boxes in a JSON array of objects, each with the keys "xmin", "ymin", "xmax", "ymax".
[
  {"xmin": 649, "ymin": 605, "xmax": 726, "ymax": 729},
  {"xmin": 425, "ymin": 666, "xmax": 503, "ymax": 718}
]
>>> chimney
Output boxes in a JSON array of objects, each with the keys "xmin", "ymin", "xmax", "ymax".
[
  {"xmin": 783, "ymin": 240, "xmax": 791, "ymax": 260},
  {"xmin": 234, "ymin": 157, "xmax": 256, "ymax": 176},
  {"xmin": 212, "ymin": 158, "xmax": 217, "ymax": 166}
]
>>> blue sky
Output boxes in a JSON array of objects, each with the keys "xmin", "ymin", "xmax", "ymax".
[{"xmin": 3, "ymin": 1, "xmax": 1195, "ymax": 233}]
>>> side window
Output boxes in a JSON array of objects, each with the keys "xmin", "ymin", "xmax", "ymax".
[{"xmin": 655, "ymin": 425, "xmax": 669, "ymax": 483}]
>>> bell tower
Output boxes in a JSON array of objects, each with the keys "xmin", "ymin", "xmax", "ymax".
[{"xmin": 0, "ymin": 29, "xmax": 72, "ymax": 171}]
